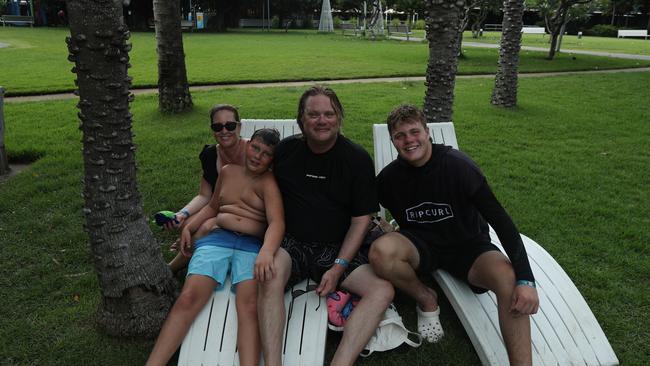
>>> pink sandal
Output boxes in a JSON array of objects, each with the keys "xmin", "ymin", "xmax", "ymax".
[{"xmin": 327, "ymin": 290, "xmax": 351, "ymax": 331}]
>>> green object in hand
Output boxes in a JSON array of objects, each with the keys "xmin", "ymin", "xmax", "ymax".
[{"xmin": 154, "ymin": 210, "xmax": 178, "ymax": 226}]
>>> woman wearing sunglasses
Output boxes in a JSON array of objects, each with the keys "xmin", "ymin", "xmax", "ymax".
[{"xmin": 167, "ymin": 104, "xmax": 248, "ymax": 273}]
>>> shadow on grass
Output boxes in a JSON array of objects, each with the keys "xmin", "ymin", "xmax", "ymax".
[{"xmin": 0, "ymin": 151, "xmax": 43, "ymax": 182}]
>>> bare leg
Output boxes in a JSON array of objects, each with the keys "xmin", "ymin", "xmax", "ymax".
[
  {"xmin": 468, "ymin": 251, "xmax": 532, "ymax": 366},
  {"xmin": 236, "ymin": 279, "xmax": 261, "ymax": 366},
  {"xmin": 257, "ymin": 248, "xmax": 292, "ymax": 366},
  {"xmin": 146, "ymin": 275, "xmax": 217, "ymax": 366},
  {"xmin": 369, "ymin": 232, "xmax": 438, "ymax": 311},
  {"xmin": 330, "ymin": 264, "xmax": 395, "ymax": 366},
  {"xmin": 169, "ymin": 251, "xmax": 189, "ymax": 274}
]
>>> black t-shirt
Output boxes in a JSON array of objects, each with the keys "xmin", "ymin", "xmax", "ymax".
[
  {"xmin": 273, "ymin": 135, "xmax": 379, "ymax": 243},
  {"xmin": 377, "ymin": 143, "xmax": 534, "ymax": 281},
  {"xmin": 199, "ymin": 144, "xmax": 218, "ymax": 191}
]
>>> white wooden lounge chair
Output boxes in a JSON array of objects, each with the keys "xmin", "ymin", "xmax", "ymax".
[
  {"xmin": 178, "ymin": 119, "xmax": 329, "ymax": 366},
  {"xmin": 372, "ymin": 122, "xmax": 619, "ymax": 366}
]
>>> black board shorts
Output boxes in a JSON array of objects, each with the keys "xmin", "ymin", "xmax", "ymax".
[
  {"xmin": 399, "ymin": 229, "xmax": 500, "ymax": 294},
  {"xmin": 281, "ymin": 234, "xmax": 370, "ymax": 288}
]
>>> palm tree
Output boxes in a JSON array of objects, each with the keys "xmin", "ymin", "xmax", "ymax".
[
  {"xmin": 152, "ymin": 0, "xmax": 193, "ymax": 113},
  {"xmin": 66, "ymin": 0, "xmax": 176, "ymax": 337},
  {"xmin": 491, "ymin": 0, "xmax": 525, "ymax": 107},
  {"xmin": 0, "ymin": 87, "xmax": 9, "ymax": 175},
  {"xmin": 423, "ymin": 0, "xmax": 467, "ymax": 122}
]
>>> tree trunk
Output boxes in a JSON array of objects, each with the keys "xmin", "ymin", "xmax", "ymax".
[
  {"xmin": 547, "ymin": 8, "xmax": 567, "ymax": 60},
  {"xmin": 548, "ymin": 32, "xmax": 559, "ymax": 59},
  {"xmin": 0, "ymin": 87, "xmax": 9, "ymax": 176},
  {"xmin": 66, "ymin": 0, "xmax": 177, "ymax": 337},
  {"xmin": 471, "ymin": 7, "xmax": 488, "ymax": 38},
  {"xmin": 610, "ymin": 3, "xmax": 616, "ymax": 25},
  {"xmin": 423, "ymin": 0, "xmax": 466, "ymax": 123},
  {"xmin": 472, "ymin": 22, "xmax": 480, "ymax": 37},
  {"xmin": 152, "ymin": 0, "xmax": 193, "ymax": 113},
  {"xmin": 459, "ymin": 4, "xmax": 470, "ymax": 57},
  {"xmin": 556, "ymin": 21, "xmax": 567, "ymax": 53},
  {"xmin": 491, "ymin": 0, "xmax": 524, "ymax": 107}
]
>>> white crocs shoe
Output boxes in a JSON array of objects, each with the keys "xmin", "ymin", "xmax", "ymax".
[{"xmin": 416, "ymin": 306, "xmax": 444, "ymax": 343}]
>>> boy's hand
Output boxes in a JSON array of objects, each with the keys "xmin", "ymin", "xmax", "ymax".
[
  {"xmin": 180, "ymin": 229, "xmax": 194, "ymax": 258},
  {"xmin": 254, "ymin": 250, "xmax": 275, "ymax": 282}
]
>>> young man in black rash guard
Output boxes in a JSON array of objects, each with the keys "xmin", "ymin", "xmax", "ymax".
[
  {"xmin": 370, "ymin": 104, "xmax": 539, "ymax": 366},
  {"xmin": 257, "ymin": 86, "xmax": 394, "ymax": 366}
]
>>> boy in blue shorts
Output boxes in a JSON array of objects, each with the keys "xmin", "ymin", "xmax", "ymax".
[{"xmin": 147, "ymin": 129, "xmax": 284, "ymax": 366}]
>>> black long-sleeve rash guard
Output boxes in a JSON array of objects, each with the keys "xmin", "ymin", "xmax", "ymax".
[
  {"xmin": 378, "ymin": 144, "xmax": 535, "ymax": 282},
  {"xmin": 470, "ymin": 181, "xmax": 534, "ymax": 281}
]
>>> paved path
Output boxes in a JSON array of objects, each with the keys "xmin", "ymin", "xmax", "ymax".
[
  {"xmin": 388, "ymin": 35, "xmax": 425, "ymax": 42},
  {"xmin": 0, "ymin": 43, "xmax": 9, "ymax": 48},
  {"xmin": 463, "ymin": 42, "xmax": 650, "ymax": 61},
  {"xmin": 387, "ymin": 36, "xmax": 650, "ymax": 61},
  {"xmin": 5, "ymin": 67, "xmax": 650, "ymax": 103}
]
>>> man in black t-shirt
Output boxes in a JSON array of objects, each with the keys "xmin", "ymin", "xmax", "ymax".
[
  {"xmin": 258, "ymin": 86, "xmax": 394, "ymax": 366},
  {"xmin": 370, "ymin": 104, "xmax": 539, "ymax": 365}
]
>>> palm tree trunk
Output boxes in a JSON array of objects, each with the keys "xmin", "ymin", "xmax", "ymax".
[
  {"xmin": 491, "ymin": 0, "xmax": 524, "ymax": 107},
  {"xmin": 423, "ymin": 0, "xmax": 467, "ymax": 123},
  {"xmin": 66, "ymin": 0, "xmax": 176, "ymax": 337},
  {"xmin": 153, "ymin": 0, "xmax": 193, "ymax": 113},
  {"xmin": 0, "ymin": 87, "xmax": 9, "ymax": 175}
]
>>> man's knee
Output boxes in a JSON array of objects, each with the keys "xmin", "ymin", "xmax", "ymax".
[
  {"xmin": 259, "ymin": 254, "xmax": 291, "ymax": 295},
  {"xmin": 470, "ymin": 252, "xmax": 516, "ymax": 296},
  {"xmin": 369, "ymin": 236, "xmax": 395, "ymax": 263},
  {"xmin": 344, "ymin": 265, "xmax": 395, "ymax": 306},
  {"xmin": 494, "ymin": 262, "xmax": 516, "ymax": 297},
  {"xmin": 369, "ymin": 235, "xmax": 406, "ymax": 274},
  {"xmin": 259, "ymin": 274, "xmax": 287, "ymax": 296}
]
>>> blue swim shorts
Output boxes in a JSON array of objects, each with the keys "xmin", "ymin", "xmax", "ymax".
[{"xmin": 187, "ymin": 228, "xmax": 262, "ymax": 291}]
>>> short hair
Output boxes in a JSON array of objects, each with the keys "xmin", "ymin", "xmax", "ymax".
[
  {"xmin": 296, "ymin": 86, "xmax": 344, "ymax": 133},
  {"xmin": 386, "ymin": 104, "xmax": 427, "ymax": 135},
  {"xmin": 209, "ymin": 104, "xmax": 240, "ymax": 123},
  {"xmin": 250, "ymin": 128, "xmax": 281, "ymax": 148}
]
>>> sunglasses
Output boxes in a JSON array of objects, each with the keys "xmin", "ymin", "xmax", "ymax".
[{"xmin": 210, "ymin": 121, "xmax": 240, "ymax": 132}]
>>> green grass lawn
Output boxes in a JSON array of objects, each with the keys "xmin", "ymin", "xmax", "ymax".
[
  {"xmin": 1, "ymin": 27, "xmax": 650, "ymax": 96},
  {"xmin": 461, "ymin": 30, "xmax": 650, "ymax": 56},
  {"xmin": 1, "ymin": 71, "xmax": 648, "ymax": 365}
]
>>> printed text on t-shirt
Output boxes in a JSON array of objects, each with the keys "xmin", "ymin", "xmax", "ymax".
[
  {"xmin": 406, "ymin": 202, "xmax": 454, "ymax": 223},
  {"xmin": 305, "ymin": 174, "xmax": 327, "ymax": 180}
]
